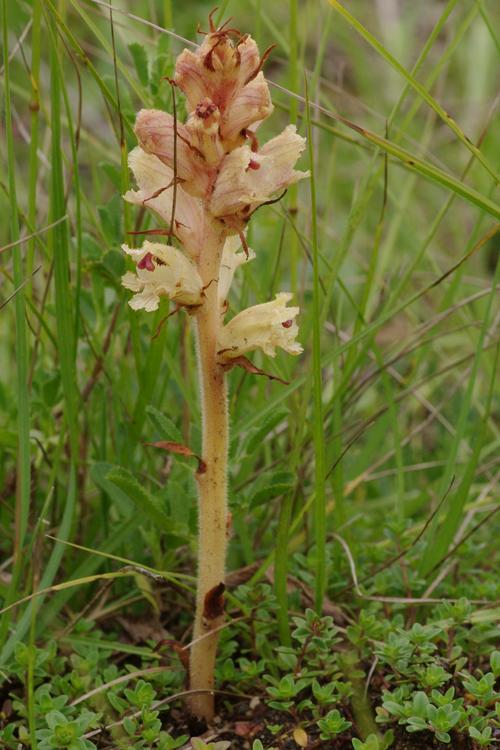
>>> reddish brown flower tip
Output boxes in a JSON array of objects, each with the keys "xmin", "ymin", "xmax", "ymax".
[{"xmin": 195, "ymin": 99, "xmax": 218, "ymax": 120}]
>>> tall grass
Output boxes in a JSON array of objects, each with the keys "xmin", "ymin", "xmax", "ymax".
[{"xmin": 0, "ymin": 0, "xmax": 31, "ymax": 648}]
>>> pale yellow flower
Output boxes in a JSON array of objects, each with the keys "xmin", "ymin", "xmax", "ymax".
[
  {"xmin": 218, "ymin": 292, "xmax": 302, "ymax": 359},
  {"xmin": 121, "ymin": 242, "xmax": 203, "ymax": 311}
]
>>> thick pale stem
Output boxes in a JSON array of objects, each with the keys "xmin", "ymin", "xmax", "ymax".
[{"xmin": 188, "ymin": 234, "xmax": 228, "ymax": 721}]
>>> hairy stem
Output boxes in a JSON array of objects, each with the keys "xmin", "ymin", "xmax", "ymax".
[{"xmin": 189, "ymin": 234, "xmax": 228, "ymax": 721}]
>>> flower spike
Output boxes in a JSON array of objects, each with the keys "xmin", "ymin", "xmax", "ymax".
[{"xmin": 121, "ymin": 13, "xmax": 308, "ymax": 722}]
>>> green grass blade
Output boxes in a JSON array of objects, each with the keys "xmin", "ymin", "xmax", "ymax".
[
  {"xmin": 0, "ymin": 467, "xmax": 76, "ymax": 664},
  {"xmin": 47, "ymin": 9, "xmax": 78, "ymax": 454},
  {"xmin": 0, "ymin": 0, "xmax": 32, "ymax": 645},
  {"xmin": 386, "ymin": 0, "xmax": 461, "ymax": 126},
  {"xmin": 44, "ymin": 0, "xmax": 133, "ymax": 138},
  {"xmin": 312, "ymin": 115, "xmax": 500, "ymax": 221},
  {"xmin": 273, "ymin": 0, "xmax": 301, "ymax": 645},
  {"xmin": 327, "ymin": 0, "xmax": 499, "ymax": 184},
  {"xmin": 26, "ymin": 0, "xmax": 42, "ymax": 286},
  {"xmin": 419, "ymin": 258, "xmax": 500, "ymax": 574},
  {"xmin": 305, "ymin": 78, "xmax": 327, "ymax": 613}
]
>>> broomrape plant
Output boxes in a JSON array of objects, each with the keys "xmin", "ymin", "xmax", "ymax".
[{"xmin": 121, "ymin": 13, "xmax": 308, "ymax": 721}]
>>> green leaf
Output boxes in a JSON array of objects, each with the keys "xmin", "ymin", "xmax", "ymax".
[
  {"xmin": 491, "ymin": 650, "xmax": 500, "ymax": 677},
  {"xmin": 107, "ymin": 691, "xmax": 127, "ymax": 713},
  {"xmin": 150, "ymin": 54, "xmax": 172, "ymax": 97},
  {"xmin": 382, "ymin": 701, "xmax": 405, "ymax": 719},
  {"xmin": 245, "ymin": 408, "xmax": 290, "ymax": 454},
  {"xmin": 0, "ymin": 428, "xmax": 17, "ymax": 450},
  {"xmin": 352, "ymin": 735, "xmax": 380, "ymax": 750},
  {"xmin": 98, "ymin": 195, "xmax": 122, "ymax": 245},
  {"xmin": 106, "ymin": 467, "xmax": 170, "ymax": 528},
  {"xmin": 99, "ymin": 162, "xmax": 122, "ymax": 190},
  {"xmin": 45, "ymin": 710, "xmax": 67, "ymax": 730},
  {"xmin": 91, "ymin": 462, "xmax": 133, "ymax": 516},
  {"xmin": 435, "ymin": 731, "xmax": 451, "ymax": 743},
  {"xmin": 128, "ymin": 42, "xmax": 149, "ymax": 86},
  {"xmin": 82, "ymin": 232, "xmax": 102, "ymax": 261},
  {"xmin": 103, "ymin": 249, "xmax": 125, "ymax": 278},
  {"xmin": 469, "ymin": 726, "xmax": 492, "ymax": 745},
  {"xmin": 412, "ymin": 691, "xmax": 430, "ymax": 719},
  {"xmin": 249, "ymin": 472, "xmax": 295, "ymax": 508},
  {"xmin": 123, "ymin": 716, "xmax": 137, "ymax": 736},
  {"xmin": 407, "ymin": 717, "xmax": 428, "ymax": 732},
  {"xmin": 41, "ymin": 372, "xmax": 61, "ymax": 407},
  {"xmin": 146, "ymin": 405, "xmax": 184, "ymax": 444}
]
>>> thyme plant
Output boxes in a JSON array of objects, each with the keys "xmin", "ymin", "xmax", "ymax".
[{"xmin": 121, "ymin": 14, "xmax": 308, "ymax": 720}]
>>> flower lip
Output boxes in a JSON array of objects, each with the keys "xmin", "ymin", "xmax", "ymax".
[{"xmin": 137, "ymin": 252, "xmax": 155, "ymax": 271}]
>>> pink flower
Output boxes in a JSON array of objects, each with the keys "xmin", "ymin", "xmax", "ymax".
[
  {"xmin": 220, "ymin": 72, "xmax": 272, "ymax": 145},
  {"xmin": 123, "ymin": 16, "xmax": 307, "ymax": 365},
  {"xmin": 175, "ymin": 31, "xmax": 273, "ymax": 148},
  {"xmin": 209, "ymin": 125, "xmax": 309, "ymax": 229},
  {"xmin": 176, "ymin": 33, "xmax": 259, "ymax": 112},
  {"xmin": 134, "ymin": 109, "xmax": 214, "ymax": 198},
  {"xmin": 186, "ymin": 99, "xmax": 225, "ymax": 167}
]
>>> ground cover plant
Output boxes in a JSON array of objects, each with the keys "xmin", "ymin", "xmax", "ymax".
[{"xmin": 1, "ymin": 0, "xmax": 499, "ymax": 748}]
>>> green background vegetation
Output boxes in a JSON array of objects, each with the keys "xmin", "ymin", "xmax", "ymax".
[{"xmin": 1, "ymin": 0, "xmax": 499, "ymax": 747}]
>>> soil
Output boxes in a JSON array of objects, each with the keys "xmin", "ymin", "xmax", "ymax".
[{"xmin": 171, "ymin": 700, "xmax": 477, "ymax": 750}]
